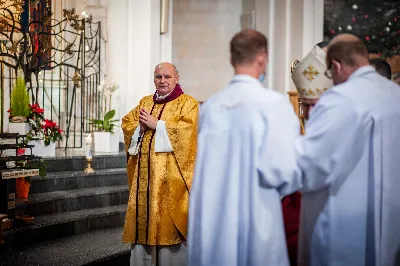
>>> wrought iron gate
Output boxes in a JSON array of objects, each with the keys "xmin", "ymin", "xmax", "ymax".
[{"xmin": 0, "ymin": 1, "xmax": 104, "ymax": 149}]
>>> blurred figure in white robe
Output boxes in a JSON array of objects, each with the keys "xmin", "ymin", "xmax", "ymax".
[
  {"xmin": 295, "ymin": 34, "xmax": 400, "ymax": 266},
  {"xmin": 188, "ymin": 29, "xmax": 300, "ymax": 266},
  {"xmin": 287, "ymin": 42, "xmax": 333, "ymax": 266}
]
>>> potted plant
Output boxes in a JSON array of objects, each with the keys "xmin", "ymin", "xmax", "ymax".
[
  {"xmin": 90, "ymin": 110, "xmax": 119, "ymax": 152},
  {"xmin": 15, "ymin": 148, "xmax": 48, "ymax": 199},
  {"xmin": 26, "ymin": 105, "xmax": 63, "ymax": 157},
  {"xmin": 8, "ymin": 76, "xmax": 31, "ymax": 135},
  {"xmin": 90, "ymin": 81, "xmax": 119, "ymax": 153}
]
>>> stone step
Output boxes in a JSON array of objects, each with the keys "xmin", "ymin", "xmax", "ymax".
[
  {"xmin": 4, "ymin": 205, "xmax": 127, "ymax": 246},
  {"xmin": 0, "ymin": 227, "xmax": 131, "ymax": 266},
  {"xmin": 45, "ymin": 153, "xmax": 126, "ymax": 173},
  {"xmin": 30, "ymin": 168, "xmax": 127, "ymax": 194},
  {"xmin": 19, "ymin": 185, "xmax": 129, "ymax": 216},
  {"xmin": 83, "ymin": 251, "xmax": 130, "ymax": 266}
]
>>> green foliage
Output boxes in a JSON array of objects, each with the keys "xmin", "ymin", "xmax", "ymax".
[
  {"xmin": 23, "ymin": 159, "xmax": 48, "ymax": 183},
  {"xmin": 89, "ymin": 110, "xmax": 119, "ymax": 133},
  {"xmin": 10, "ymin": 76, "xmax": 31, "ymax": 117}
]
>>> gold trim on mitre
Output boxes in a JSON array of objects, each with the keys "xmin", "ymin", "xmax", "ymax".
[
  {"xmin": 291, "ymin": 60, "xmax": 300, "ymax": 74},
  {"xmin": 291, "ymin": 45, "xmax": 333, "ymax": 100}
]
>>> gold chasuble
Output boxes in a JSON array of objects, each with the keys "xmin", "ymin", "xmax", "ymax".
[{"xmin": 122, "ymin": 93, "xmax": 198, "ymax": 245}]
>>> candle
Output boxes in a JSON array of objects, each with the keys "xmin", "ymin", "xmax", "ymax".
[
  {"xmin": 86, "ymin": 134, "xmax": 92, "ymax": 145},
  {"xmin": 86, "ymin": 134, "xmax": 92, "ymax": 160}
]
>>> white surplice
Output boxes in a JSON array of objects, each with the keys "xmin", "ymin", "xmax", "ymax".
[
  {"xmin": 131, "ymin": 243, "xmax": 187, "ymax": 266},
  {"xmin": 295, "ymin": 66, "xmax": 400, "ymax": 266},
  {"xmin": 188, "ymin": 75, "xmax": 300, "ymax": 266},
  {"xmin": 128, "ymin": 120, "xmax": 173, "ymax": 155}
]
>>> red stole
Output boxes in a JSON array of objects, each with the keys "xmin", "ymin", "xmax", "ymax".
[
  {"xmin": 152, "ymin": 84, "xmax": 184, "ymax": 104},
  {"xmin": 282, "ymin": 192, "xmax": 301, "ymax": 265}
]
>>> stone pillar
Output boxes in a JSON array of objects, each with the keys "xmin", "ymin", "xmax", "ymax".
[
  {"xmin": 103, "ymin": 0, "xmax": 169, "ymax": 142},
  {"xmin": 243, "ymin": 0, "xmax": 324, "ymax": 93},
  {"xmin": 172, "ymin": 0, "xmax": 242, "ymax": 101},
  {"xmin": 160, "ymin": 0, "xmax": 173, "ymax": 63}
]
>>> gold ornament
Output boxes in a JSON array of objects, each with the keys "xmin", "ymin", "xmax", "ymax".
[{"xmin": 302, "ymin": 65, "xmax": 320, "ymax": 81}]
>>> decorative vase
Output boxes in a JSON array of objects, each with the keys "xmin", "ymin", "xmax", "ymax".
[
  {"xmin": 16, "ymin": 178, "xmax": 30, "ymax": 199},
  {"xmin": 93, "ymin": 132, "xmax": 119, "ymax": 153},
  {"xmin": 28, "ymin": 140, "xmax": 56, "ymax": 157},
  {"xmin": 8, "ymin": 122, "xmax": 30, "ymax": 136}
]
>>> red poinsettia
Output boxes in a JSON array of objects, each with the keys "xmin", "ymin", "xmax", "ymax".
[
  {"xmin": 25, "ymin": 106, "xmax": 63, "ymax": 147},
  {"xmin": 17, "ymin": 148, "xmax": 26, "ymax": 156},
  {"xmin": 39, "ymin": 119, "xmax": 63, "ymax": 146},
  {"xmin": 42, "ymin": 119, "xmax": 57, "ymax": 129},
  {"xmin": 29, "ymin": 104, "xmax": 44, "ymax": 114}
]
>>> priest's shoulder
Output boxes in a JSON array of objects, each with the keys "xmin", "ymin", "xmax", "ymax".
[
  {"xmin": 174, "ymin": 94, "xmax": 198, "ymax": 116},
  {"xmin": 265, "ymin": 87, "xmax": 287, "ymax": 100},
  {"xmin": 259, "ymin": 87, "xmax": 291, "ymax": 106},
  {"xmin": 171, "ymin": 93, "xmax": 199, "ymax": 111},
  {"xmin": 181, "ymin": 93, "xmax": 198, "ymax": 104},
  {"xmin": 140, "ymin": 95, "xmax": 154, "ymax": 104}
]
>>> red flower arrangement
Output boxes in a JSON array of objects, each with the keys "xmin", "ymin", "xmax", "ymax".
[
  {"xmin": 29, "ymin": 104, "xmax": 44, "ymax": 115},
  {"xmin": 17, "ymin": 148, "xmax": 26, "ymax": 156},
  {"xmin": 25, "ymin": 104, "xmax": 63, "ymax": 147},
  {"xmin": 41, "ymin": 119, "xmax": 63, "ymax": 146},
  {"xmin": 8, "ymin": 104, "xmax": 45, "ymax": 120}
]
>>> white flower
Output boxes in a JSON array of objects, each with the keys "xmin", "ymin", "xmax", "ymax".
[
  {"xmin": 29, "ymin": 119, "xmax": 37, "ymax": 128},
  {"xmin": 110, "ymin": 83, "xmax": 119, "ymax": 92},
  {"xmin": 97, "ymin": 80, "xmax": 106, "ymax": 92},
  {"xmin": 103, "ymin": 89, "xmax": 111, "ymax": 96}
]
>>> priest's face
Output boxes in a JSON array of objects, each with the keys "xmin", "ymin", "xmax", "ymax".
[
  {"xmin": 154, "ymin": 63, "xmax": 179, "ymax": 96},
  {"xmin": 301, "ymin": 98, "xmax": 318, "ymax": 120}
]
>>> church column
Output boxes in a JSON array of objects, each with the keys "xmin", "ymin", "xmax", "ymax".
[
  {"xmin": 160, "ymin": 0, "xmax": 173, "ymax": 63},
  {"xmin": 121, "ymin": 0, "xmax": 162, "ymax": 112},
  {"xmin": 247, "ymin": 0, "xmax": 324, "ymax": 93},
  {"xmin": 104, "ymin": 0, "xmax": 170, "ymax": 142}
]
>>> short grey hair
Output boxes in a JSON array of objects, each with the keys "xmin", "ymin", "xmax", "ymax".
[{"xmin": 155, "ymin": 63, "xmax": 179, "ymax": 76}]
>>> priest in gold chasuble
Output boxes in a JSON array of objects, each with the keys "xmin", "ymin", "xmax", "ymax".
[{"xmin": 122, "ymin": 62, "xmax": 198, "ymax": 266}]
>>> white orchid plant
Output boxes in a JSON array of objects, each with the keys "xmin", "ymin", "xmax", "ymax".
[
  {"xmin": 97, "ymin": 80, "xmax": 119, "ymax": 117},
  {"xmin": 90, "ymin": 80, "xmax": 120, "ymax": 133}
]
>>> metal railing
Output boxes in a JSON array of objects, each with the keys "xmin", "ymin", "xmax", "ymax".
[{"xmin": 0, "ymin": 2, "xmax": 104, "ymax": 149}]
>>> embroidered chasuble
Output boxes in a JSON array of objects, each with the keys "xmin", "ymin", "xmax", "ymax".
[{"xmin": 122, "ymin": 93, "xmax": 198, "ymax": 245}]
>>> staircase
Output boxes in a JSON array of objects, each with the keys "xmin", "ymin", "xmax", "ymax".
[{"xmin": 0, "ymin": 154, "xmax": 131, "ymax": 266}]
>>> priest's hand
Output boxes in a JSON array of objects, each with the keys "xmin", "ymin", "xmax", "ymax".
[
  {"xmin": 139, "ymin": 109, "xmax": 158, "ymax": 130},
  {"xmin": 139, "ymin": 122, "xmax": 147, "ymax": 134}
]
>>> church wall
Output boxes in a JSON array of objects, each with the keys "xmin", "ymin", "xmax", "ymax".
[
  {"xmin": 102, "ymin": 0, "xmax": 170, "ymax": 143},
  {"xmin": 171, "ymin": 0, "xmax": 323, "ymax": 101},
  {"xmin": 172, "ymin": 0, "xmax": 242, "ymax": 102}
]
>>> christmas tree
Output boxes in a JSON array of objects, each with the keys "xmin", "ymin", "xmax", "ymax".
[
  {"xmin": 10, "ymin": 75, "xmax": 31, "ymax": 118},
  {"xmin": 324, "ymin": 0, "xmax": 400, "ymax": 58}
]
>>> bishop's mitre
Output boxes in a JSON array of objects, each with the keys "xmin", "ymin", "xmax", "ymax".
[{"xmin": 291, "ymin": 45, "xmax": 333, "ymax": 100}]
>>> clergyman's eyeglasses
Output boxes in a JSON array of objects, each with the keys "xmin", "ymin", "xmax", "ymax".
[{"xmin": 325, "ymin": 61, "xmax": 332, "ymax": 79}]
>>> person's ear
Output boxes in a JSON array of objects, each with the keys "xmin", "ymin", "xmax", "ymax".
[{"xmin": 332, "ymin": 59, "xmax": 341, "ymax": 72}]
